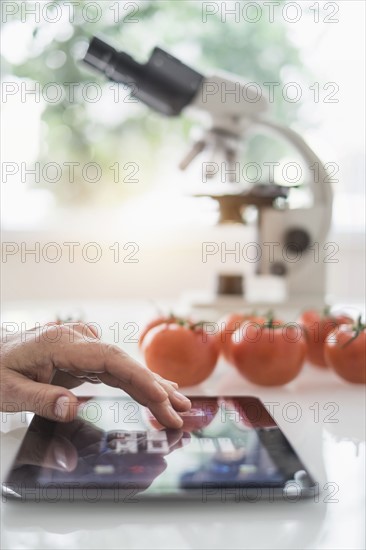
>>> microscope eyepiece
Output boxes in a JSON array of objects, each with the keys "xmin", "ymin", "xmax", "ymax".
[
  {"xmin": 83, "ymin": 36, "xmax": 204, "ymax": 116},
  {"xmin": 83, "ymin": 37, "xmax": 116, "ymax": 73}
]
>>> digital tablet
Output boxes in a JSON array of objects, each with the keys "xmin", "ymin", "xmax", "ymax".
[{"xmin": 2, "ymin": 395, "xmax": 317, "ymax": 502}]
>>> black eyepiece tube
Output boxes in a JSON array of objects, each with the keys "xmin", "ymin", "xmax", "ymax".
[
  {"xmin": 83, "ymin": 36, "xmax": 116, "ymax": 73},
  {"xmin": 83, "ymin": 36, "xmax": 204, "ymax": 116}
]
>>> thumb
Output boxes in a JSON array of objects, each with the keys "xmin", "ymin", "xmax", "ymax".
[{"xmin": 17, "ymin": 379, "xmax": 80, "ymax": 422}]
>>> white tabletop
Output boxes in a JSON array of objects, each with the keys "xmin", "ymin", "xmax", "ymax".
[{"xmin": 1, "ymin": 301, "xmax": 365, "ymax": 550}]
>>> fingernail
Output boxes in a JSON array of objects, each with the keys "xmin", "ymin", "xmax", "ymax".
[
  {"xmin": 54, "ymin": 396, "xmax": 70, "ymax": 420},
  {"xmin": 167, "ymin": 406, "xmax": 183, "ymax": 427},
  {"xmin": 54, "ymin": 444, "xmax": 68, "ymax": 469},
  {"xmin": 173, "ymin": 391, "xmax": 191, "ymax": 405}
]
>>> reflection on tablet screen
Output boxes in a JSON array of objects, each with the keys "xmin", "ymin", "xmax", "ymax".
[{"xmin": 3, "ymin": 396, "xmax": 317, "ymax": 501}]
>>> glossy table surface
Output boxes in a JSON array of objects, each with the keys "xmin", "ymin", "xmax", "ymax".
[{"xmin": 1, "ymin": 301, "xmax": 365, "ymax": 550}]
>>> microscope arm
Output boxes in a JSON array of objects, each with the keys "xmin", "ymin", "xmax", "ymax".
[{"xmin": 252, "ymin": 117, "xmax": 333, "ymax": 241}]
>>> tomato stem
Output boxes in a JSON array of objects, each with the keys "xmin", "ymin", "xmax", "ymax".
[
  {"xmin": 342, "ymin": 315, "xmax": 365, "ymax": 348},
  {"xmin": 164, "ymin": 315, "xmax": 210, "ymax": 331},
  {"xmin": 265, "ymin": 310, "xmax": 274, "ymax": 328},
  {"xmin": 323, "ymin": 305, "xmax": 331, "ymax": 317},
  {"xmin": 190, "ymin": 321, "xmax": 210, "ymax": 330},
  {"xmin": 262, "ymin": 310, "xmax": 284, "ymax": 329}
]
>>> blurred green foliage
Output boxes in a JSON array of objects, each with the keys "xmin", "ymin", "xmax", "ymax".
[{"xmin": 1, "ymin": 0, "xmax": 310, "ymax": 204}]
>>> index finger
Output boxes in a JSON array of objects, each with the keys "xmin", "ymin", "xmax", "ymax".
[
  {"xmin": 52, "ymin": 340, "xmax": 169, "ymax": 405},
  {"xmin": 101, "ymin": 344, "xmax": 169, "ymax": 403}
]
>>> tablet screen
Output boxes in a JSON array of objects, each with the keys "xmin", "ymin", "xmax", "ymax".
[{"xmin": 3, "ymin": 396, "xmax": 316, "ymax": 501}]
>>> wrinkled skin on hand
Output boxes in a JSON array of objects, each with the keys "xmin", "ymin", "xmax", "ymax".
[{"xmin": 0, "ymin": 322, "xmax": 191, "ymax": 428}]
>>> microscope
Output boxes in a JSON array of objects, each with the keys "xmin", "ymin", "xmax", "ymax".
[{"xmin": 83, "ymin": 37, "xmax": 333, "ymax": 315}]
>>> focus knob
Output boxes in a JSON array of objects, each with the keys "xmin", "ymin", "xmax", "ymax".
[{"xmin": 285, "ymin": 228, "xmax": 311, "ymax": 254}]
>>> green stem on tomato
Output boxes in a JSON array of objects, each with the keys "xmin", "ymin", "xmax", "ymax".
[
  {"xmin": 265, "ymin": 310, "xmax": 274, "ymax": 328},
  {"xmin": 323, "ymin": 305, "xmax": 331, "ymax": 317},
  {"xmin": 190, "ymin": 320, "xmax": 211, "ymax": 330},
  {"xmin": 341, "ymin": 315, "xmax": 365, "ymax": 348}
]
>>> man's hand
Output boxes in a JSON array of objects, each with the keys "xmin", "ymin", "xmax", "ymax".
[{"xmin": 0, "ymin": 322, "xmax": 191, "ymax": 428}]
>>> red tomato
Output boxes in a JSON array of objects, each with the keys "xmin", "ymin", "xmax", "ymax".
[
  {"xmin": 141, "ymin": 320, "xmax": 219, "ymax": 387},
  {"xmin": 231, "ymin": 320, "xmax": 306, "ymax": 386},
  {"xmin": 146, "ymin": 398, "xmax": 219, "ymax": 431},
  {"xmin": 138, "ymin": 315, "xmax": 180, "ymax": 348},
  {"xmin": 298, "ymin": 309, "xmax": 352, "ymax": 368},
  {"xmin": 215, "ymin": 313, "xmax": 264, "ymax": 363},
  {"xmin": 225, "ymin": 397, "xmax": 277, "ymax": 428},
  {"xmin": 324, "ymin": 320, "xmax": 366, "ymax": 384}
]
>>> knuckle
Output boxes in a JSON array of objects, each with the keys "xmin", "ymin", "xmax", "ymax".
[
  {"xmin": 32, "ymin": 387, "xmax": 54, "ymax": 416},
  {"xmin": 42, "ymin": 323, "xmax": 81, "ymax": 344},
  {"xmin": 153, "ymin": 373, "xmax": 166, "ymax": 386},
  {"xmin": 42, "ymin": 323, "xmax": 65, "ymax": 342},
  {"xmin": 102, "ymin": 343, "xmax": 122, "ymax": 358},
  {"xmin": 0, "ymin": 375, "xmax": 21, "ymax": 411},
  {"xmin": 66, "ymin": 322, "xmax": 89, "ymax": 337},
  {"xmin": 141, "ymin": 368, "xmax": 158, "ymax": 386},
  {"xmin": 58, "ymin": 323, "xmax": 86, "ymax": 344}
]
